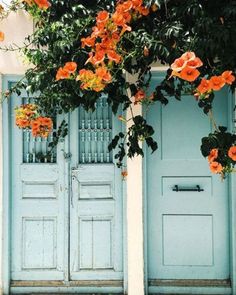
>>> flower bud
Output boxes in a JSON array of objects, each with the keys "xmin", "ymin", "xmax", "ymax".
[
  {"xmin": 143, "ymin": 46, "xmax": 149, "ymax": 57},
  {"xmin": 151, "ymin": 4, "xmax": 158, "ymax": 12}
]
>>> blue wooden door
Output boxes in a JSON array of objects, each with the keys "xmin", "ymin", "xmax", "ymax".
[
  {"xmin": 10, "ymin": 90, "xmax": 66, "ymax": 281},
  {"xmin": 8, "ymin": 82, "xmax": 123, "ymax": 292},
  {"xmin": 147, "ymin": 74, "xmax": 230, "ymax": 289},
  {"xmin": 69, "ymin": 98, "xmax": 123, "ymax": 281}
]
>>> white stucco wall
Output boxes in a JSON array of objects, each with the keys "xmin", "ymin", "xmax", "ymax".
[
  {"xmin": 126, "ymin": 131, "xmax": 144, "ymax": 295},
  {"xmin": 0, "ymin": 9, "xmax": 33, "ymax": 74},
  {"xmin": 125, "ymin": 73, "xmax": 145, "ymax": 295}
]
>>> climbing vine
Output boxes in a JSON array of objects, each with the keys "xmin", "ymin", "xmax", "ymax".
[{"xmin": 0, "ymin": 0, "xmax": 236, "ymax": 178}]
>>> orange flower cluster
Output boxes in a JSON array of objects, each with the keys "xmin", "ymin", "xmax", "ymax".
[
  {"xmin": 76, "ymin": 67, "xmax": 112, "ymax": 92},
  {"xmin": 31, "ymin": 117, "xmax": 53, "ymax": 138},
  {"xmin": 56, "ymin": 62, "xmax": 77, "ymax": 81},
  {"xmin": 121, "ymin": 169, "xmax": 128, "ymax": 180},
  {"xmin": 0, "ymin": 31, "xmax": 4, "ymax": 42},
  {"xmin": 171, "ymin": 53, "xmax": 235, "ymax": 101},
  {"xmin": 209, "ymin": 161, "xmax": 223, "ymax": 174},
  {"xmin": 228, "ymin": 146, "xmax": 236, "ymax": 161},
  {"xmin": 82, "ymin": 0, "xmax": 149, "ymax": 65},
  {"xmin": 134, "ymin": 89, "xmax": 154, "ymax": 104},
  {"xmin": 207, "ymin": 146, "xmax": 236, "ymax": 174},
  {"xmin": 171, "ymin": 52, "xmax": 203, "ymax": 82},
  {"xmin": 15, "ymin": 104, "xmax": 38, "ymax": 128},
  {"xmin": 207, "ymin": 148, "xmax": 223, "ymax": 174},
  {"xmin": 56, "ymin": 1, "xmax": 151, "ymax": 91},
  {"xmin": 77, "ymin": 0, "xmax": 150, "ymax": 91},
  {"xmin": 15, "ymin": 104, "xmax": 53, "ymax": 138},
  {"xmin": 23, "ymin": 0, "xmax": 51, "ymax": 9},
  {"xmin": 196, "ymin": 71, "xmax": 235, "ymax": 98}
]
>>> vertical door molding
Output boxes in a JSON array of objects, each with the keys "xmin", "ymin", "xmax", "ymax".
[
  {"xmin": 126, "ymin": 73, "xmax": 145, "ymax": 295},
  {"xmin": 57, "ymin": 114, "xmax": 70, "ymax": 283},
  {"xmin": 229, "ymin": 90, "xmax": 236, "ymax": 295},
  {"xmin": 0, "ymin": 73, "xmax": 3, "ymax": 294},
  {"xmin": 229, "ymin": 173, "xmax": 236, "ymax": 295},
  {"xmin": 2, "ymin": 75, "xmax": 20, "ymax": 295}
]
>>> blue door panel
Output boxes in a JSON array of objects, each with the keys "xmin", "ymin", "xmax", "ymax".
[
  {"xmin": 147, "ymin": 73, "xmax": 230, "ymax": 283},
  {"xmin": 69, "ymin": 103, "xmax": 123, "ymax": 280}
]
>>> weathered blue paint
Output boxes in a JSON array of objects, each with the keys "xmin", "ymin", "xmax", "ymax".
[
  {"xmin": 10, "ymin": 89, "xmax": 66, "ymax": 281},
  {"xmin": 2, "ymin": 75, "xmax": 24, "ymax": 295},
  {"xmin": 227, "ymin": 93, "xmax": 236, "ymax": 295},
  {"xmin": 145, "ymin": 72, "xmax": 234, "ymax": 294},
  {"xmin": 10, "ymin": 285, "xmax": 124, "ymax": 294},
  {"xmin": 69, "ymin": 108, "xmax": 123, "ymax": 281},
  {"xmin": 2, "ymin": 76, "xmax": 124, "ymax": 294}
]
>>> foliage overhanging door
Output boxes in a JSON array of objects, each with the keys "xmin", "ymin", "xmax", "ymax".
[{"xmin": 69, "ymin": 96, "xmax": 123, "ymax": 280}]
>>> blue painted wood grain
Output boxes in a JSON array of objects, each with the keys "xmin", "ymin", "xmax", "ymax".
[
  {"xmin": 146, "ymin": 72, "xmax": 231, "ymax": 293},
  {"xmin": 5, "ymin": 80, "xmax": 124, "ymax": 292}
]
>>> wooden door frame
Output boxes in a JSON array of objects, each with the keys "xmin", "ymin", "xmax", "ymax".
[
  {"xmin": 143, "ymin": 70, "xmax": 236, "ymax": 294},
  {"xmin": 1, "ymin": 75, "xmax": 128, "ymax": 294},
  {"xmin": 2, "ymin": 75, "xmax": 19, "ymax": 295}
]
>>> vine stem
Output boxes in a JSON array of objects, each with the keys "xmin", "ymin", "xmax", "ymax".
[
  {"xmin": 129, "ymin": 104, "xmax": 135, "ymax": 120},
  {"xmin": 0, "ymin": 74, "xmax": 26, "ymax": 104},
  {"xmin": 0, "ymin": 41, "xmax": 34, "ymax": 52},
  {"xmin": 208, "ymin": 109, "xmax": 219, "ymax": 131}
]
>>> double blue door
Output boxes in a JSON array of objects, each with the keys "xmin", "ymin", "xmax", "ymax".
[{"xmin": 9, "ymin": 86, "xmax": 123, "ymax": 293}]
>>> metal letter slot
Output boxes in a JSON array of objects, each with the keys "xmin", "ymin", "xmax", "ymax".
[{"xmin": 172, "ymin": 185, "xmax": 204, "ymax": 192}]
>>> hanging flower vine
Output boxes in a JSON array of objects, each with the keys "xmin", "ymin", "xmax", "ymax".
[{"xmin": 0, "ymin": 0, "xmax": 236, "ymax": 178}]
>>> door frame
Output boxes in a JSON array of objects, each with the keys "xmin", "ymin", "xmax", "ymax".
[
  {"xmin": 143, "ymin": 70, "xmax": 236, "ymax": 294},
  {"xmin": 1, "ymin": 75, "xmax": 128, "ymax": 294},
  {"xmin": 2, "ymin": 75, "xmax": 20, "ymax": 294}
]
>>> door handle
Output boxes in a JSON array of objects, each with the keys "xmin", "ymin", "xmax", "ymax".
[
  {"xmin": 71, "ymin": 169, "xmax": 79, "ymax": 208},
  {"xmin": 172, "ymin": 185, "xmax": 204, "ymax": 192}
]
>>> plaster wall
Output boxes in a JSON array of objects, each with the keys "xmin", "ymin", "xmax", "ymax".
[
  {"xmin": 125, "ymin": 73, "xmax": 145, "ymax": 295},
  {"xmin": 0, "ymin": 9, "xmax": 33, "ymax": 75}
]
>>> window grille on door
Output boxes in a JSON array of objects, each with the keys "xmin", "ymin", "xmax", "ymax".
[
  {"xmin": 23, "ymin": 129, "xmax": 56, "ymax": 163},
  {"xmin": 22, "ymin": 98, "xmax": 56, "ymax": 164},
  {"xmin": 78, "ymin": 97, "xmax": 113, "ymax": 164}
]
